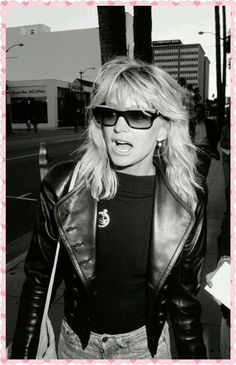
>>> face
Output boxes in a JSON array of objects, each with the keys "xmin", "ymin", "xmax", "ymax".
[{"xmin": 101, "ymin": 94, "xmax": 167, "ymax": 176}]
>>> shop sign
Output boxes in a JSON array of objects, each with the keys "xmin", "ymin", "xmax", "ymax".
[
  {"xmin": 153, "ymin": 40, "xmax": 181, "ymax": 45},
  {"xmin": 11, "ymin": 86, "xmax": 47, "ymax": 98},
  {"xmin": 71, "ymin": 79, "xmax": 83, "ymax": 92}
]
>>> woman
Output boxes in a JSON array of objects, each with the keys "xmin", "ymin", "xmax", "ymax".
[{"xmin": 11, "ymin": 57, "xmax": 207, "ymax": 359}]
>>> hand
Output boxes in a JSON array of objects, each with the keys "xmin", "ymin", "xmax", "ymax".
[
  {"xmin": 205, "ymin": 269, "xmax": 217, "ymax": 288},
  {"xmin": 205, "ymin": 268, "xmax": 222, "ymax": 305}
]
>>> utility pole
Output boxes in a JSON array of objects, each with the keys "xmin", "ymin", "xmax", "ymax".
[{"xmin": 222, "ymin": 6, "xmax": 227, "ymax": 122}]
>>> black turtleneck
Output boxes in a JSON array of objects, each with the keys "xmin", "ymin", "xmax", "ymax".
[{"xmin": 90, "ymin": 172, "xmax": 155, "ymax": 334}]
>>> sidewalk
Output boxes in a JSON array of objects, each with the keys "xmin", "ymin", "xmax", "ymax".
[{"xmin": 6, "ymin": 158, "xmax": 227, "ymax": 359}]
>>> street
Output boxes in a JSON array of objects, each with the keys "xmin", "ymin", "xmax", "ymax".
[{"xmin": 6, "ymin": 128, "xmax": 86, "ymax": 263}]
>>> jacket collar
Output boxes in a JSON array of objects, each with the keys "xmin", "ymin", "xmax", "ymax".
[
  {"xmin": 147, "ymin": 163, "xmax": 194, "ymax": 295},
  {"xmin": 54, "ymin": 164, "xmax": 194, "ymax": 297},
  {"xmin": 54, "ymin": 184, "xmax": 98, "ymax": 296}
]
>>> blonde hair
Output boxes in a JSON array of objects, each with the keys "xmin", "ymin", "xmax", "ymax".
[{"xmin": 76, "ymin": 57, "xmax": 201, "ymax": 209}]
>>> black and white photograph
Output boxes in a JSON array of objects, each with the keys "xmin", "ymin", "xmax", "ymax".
[{"xmin": 4, "ymin": 2, "xmax": 233, "ymax": 360}]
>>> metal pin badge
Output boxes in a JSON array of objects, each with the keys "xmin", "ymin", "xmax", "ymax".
[{"xmin": 98, "ymin": 209, "xmax": 110, "ymax": 228}]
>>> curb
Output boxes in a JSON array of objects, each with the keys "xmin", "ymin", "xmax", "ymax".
[
  {"xmin": 6, "ymin": 231, "xmax": 33, "ymax": 272},
  {"xmin": 6, "ymin": 252, "xmax": 27, "ymax": 272}
]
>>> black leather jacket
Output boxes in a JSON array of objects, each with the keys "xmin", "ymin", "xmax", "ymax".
[{"xmin": 11, "ymin": 160, "xmax": 207, "ymax": 359}]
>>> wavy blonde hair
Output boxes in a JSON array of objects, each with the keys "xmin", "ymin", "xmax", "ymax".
[{"xmin": 76, "ymin": 57, "xmax": 201, "ymax": 209}]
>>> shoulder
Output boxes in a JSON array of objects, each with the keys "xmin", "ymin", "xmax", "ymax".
[{"xmin": 42, "ymin": 160, "xmax": 77, "ymax": 202}]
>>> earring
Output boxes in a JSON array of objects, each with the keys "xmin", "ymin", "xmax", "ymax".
[{"xmin": 155, "ymin": 140, "xmax": 163, "ymax": 160}]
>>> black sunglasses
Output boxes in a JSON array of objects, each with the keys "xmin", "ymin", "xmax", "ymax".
[{"xmin": 92, "ymin": 106, "xmax": 162, "ymax": 130}]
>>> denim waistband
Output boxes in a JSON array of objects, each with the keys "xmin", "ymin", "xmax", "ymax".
[{"xmin": 91, "ymin": 325, "xmax": 146, "ymax": 340}]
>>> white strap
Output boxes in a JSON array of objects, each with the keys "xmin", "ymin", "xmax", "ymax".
[
  {"xmin": 37, "ymin": 161, "xmax": 80, "ymax": 353},
  {"xmin": 68, "ymin": 161, "xmax": 81, "ymax": 192}
]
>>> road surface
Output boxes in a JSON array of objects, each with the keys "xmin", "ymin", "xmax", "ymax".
[{"xmin": 6, "ymin": 129, "xmax": 85, "ymax": 263}]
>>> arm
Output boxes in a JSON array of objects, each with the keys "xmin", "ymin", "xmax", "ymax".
[
  {"xmin": 220, "ymin": 125, "xmax": 230, "ymax": 150},
  {"xmin": 166, "ymin": 198, "xmax": 207, "ymax": 359},
  {"xmin": 206, "ymin": 214, "xmax": 230, "ymax": 298},
  {"xmin": 10, "ymin": 163, "xmax": 73, "ymax": 359}
]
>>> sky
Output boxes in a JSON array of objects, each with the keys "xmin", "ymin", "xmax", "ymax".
[{"xmin": 5, "ymin": 3, "xmax": 232, "ymax": 97}]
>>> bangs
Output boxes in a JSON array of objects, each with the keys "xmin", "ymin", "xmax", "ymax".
[
  {"xmin": 106, "ymin": 74, "xmax": 155, "ymax": 110},
  {"xmin": 92, "ymin": 70, "xmax": 158, "ymax": 110}
]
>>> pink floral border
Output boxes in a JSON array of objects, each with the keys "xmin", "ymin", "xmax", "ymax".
[{"xmin": 0, "ymin": 1, "xmax": 235, "ymax": 364}]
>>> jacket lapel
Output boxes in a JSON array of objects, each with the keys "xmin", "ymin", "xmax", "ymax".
[
  {"xmin": 147, "ymin": 164, "xmax": 194, "ymax": 296},
  {"xmin": 54, "ymin": 163, "xmax": 194, "ymax": 300},
  {"xmin": 54, "ymin": 185, "xmax": 97, "ymax": 297}
]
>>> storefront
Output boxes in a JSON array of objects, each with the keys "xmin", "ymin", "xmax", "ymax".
[{"xmin": 7, "ymin": 79, "xmax": 93, "ymax": 129}]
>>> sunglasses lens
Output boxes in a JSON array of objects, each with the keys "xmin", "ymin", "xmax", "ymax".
[
  {"xmin": 93, "ymin": 108, "xmax": 103, "ymax": 124},
  {"xmin": 126, "ymin": 111, "xmax": 153, "ymax": 129},
  {"xmin": 93, "ymin": 108, "xmax": 117, "ymax": 126}
]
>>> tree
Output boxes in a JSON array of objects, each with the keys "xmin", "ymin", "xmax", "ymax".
[
  {"xmin": 133, "ymin": 6, "xmax": 152, "ymax": 63},
  {"xmin": 97, "ymin": 6, "xmax": 127, "ymax": 65}
]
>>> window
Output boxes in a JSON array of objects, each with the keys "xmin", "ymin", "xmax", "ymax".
[{"xmin": 11, "ymin": 97, "xmax": 48, "ymax": 124}]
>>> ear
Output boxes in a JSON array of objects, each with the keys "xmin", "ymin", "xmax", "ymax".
[{"xmin": 156, "ymin": 124, "xmax": 168, "ymax": 142}]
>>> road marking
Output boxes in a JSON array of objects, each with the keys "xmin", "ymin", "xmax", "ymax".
[
  {"xmin": 7, "ymin": 136, "xmax": 82, "ymax": 162},
  {"xmin": 19, "ymin": 192, "xmax": 32, "ymax": 198},
  {"xmin": 7, "ymin": 153, "xmax": 38, "ymax": 161},
  {"xmin": 6, "ymin": 252, "xmax": 27, "ymax": 272},
  {"xmin": 6, "ymin": 195, "xmax": 38, "ymax": 202}
]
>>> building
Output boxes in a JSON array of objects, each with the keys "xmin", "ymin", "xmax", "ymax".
[
  {"xmin": 6, "ymin": 24, "xmax": 101, "ymax": 129},
  {"xmin": 6, "ymin": 16, "xmax": 133, "ymax": 129},
  {"xmin": 7, "ymin": 78, "xmax": 94, "ymax": 129},
  {"xmin": 152, "ymin": 40, "xmax": 210, "ymax": 103}
]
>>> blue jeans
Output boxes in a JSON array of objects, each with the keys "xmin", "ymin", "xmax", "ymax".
[{"xmin": 58, "ymin": 319, "xmax": 171, "ymax": 359}]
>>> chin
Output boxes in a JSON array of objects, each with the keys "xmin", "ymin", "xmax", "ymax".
[{"xmin": 110, "ymin": 155, "xmax": 132, "ymax": 167}]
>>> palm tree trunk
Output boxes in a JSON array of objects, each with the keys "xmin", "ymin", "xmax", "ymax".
[
  {"xmin": 133, "ymin": 6, "xmax": 152, "ymax": 63},
  {"xmin": 97, "ymin": 6, "xmax": 127, "ymax": 64}
]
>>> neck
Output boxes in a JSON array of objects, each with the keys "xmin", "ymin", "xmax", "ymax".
[{"xmin": 115, "ymin": 164, "xmax": 156, "ymax": 176}]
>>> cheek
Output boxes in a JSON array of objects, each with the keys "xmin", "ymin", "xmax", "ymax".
[
  {"xmin": 135, "ymin": 132, "xmax": 157, "ymax": 153},
  {"xmin": 102, "ymin": 128, "xmax": 111, "ymax": 146},
  {"xmin": 145, "ymin": 130, "xmax": 158, "ymax": 146}
]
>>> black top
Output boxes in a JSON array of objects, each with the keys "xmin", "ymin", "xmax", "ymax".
[{"xmin": 90, "ymin": 172, "xmax": 155, "ymax": 334}]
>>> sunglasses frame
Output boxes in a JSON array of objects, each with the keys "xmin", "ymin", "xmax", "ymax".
[{"xmin": 91, "ymin": 105, "xmax": 162, "ymax": 130}]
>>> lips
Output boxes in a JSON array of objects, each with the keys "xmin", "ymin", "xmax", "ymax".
[
  {"xmin": 112, "ymin": 139, "xmax": 133, "ymax": 154},
  {"xmin": 113, "ymin": 139, "xmax": 133, "ymax": 147}
]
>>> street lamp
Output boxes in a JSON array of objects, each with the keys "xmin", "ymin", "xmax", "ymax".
[
  {"xmin": 79, "ymin": 67, "xmax": 95, "ymax": 119},
  {"xmin": 79, "ymin": 67, "xmax": 96, "ymax": 98},
  {"xmin": 6, "ymin": 43, "xmax": 24, "ymax": 133},
  {"xmin": 198, "ymin": 30, "xmax": 230, "ymax": 51},
  {"xmin": 6, "ymin": 43, "xmax": 24, "ymax": 53},
  {"xmin": 198, "ymin": 31, "xmax": 224, "ymax": 40}
]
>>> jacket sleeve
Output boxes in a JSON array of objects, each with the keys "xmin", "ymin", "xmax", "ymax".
[
  {"xmin": 166, "ymin": 197, "xmax": 208, "ymax": 359},
  {"xmin": 10, "ymin": 162, "xmax": 73, "ymax": 359},
  {"xmin": 220, "ymin": 125, "xmax": 230, "ymax": 150}
]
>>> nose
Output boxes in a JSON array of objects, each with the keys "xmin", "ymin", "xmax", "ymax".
[{"xmin": 114, "ymin": 116, "xmax": 129, "ymax": 132}]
